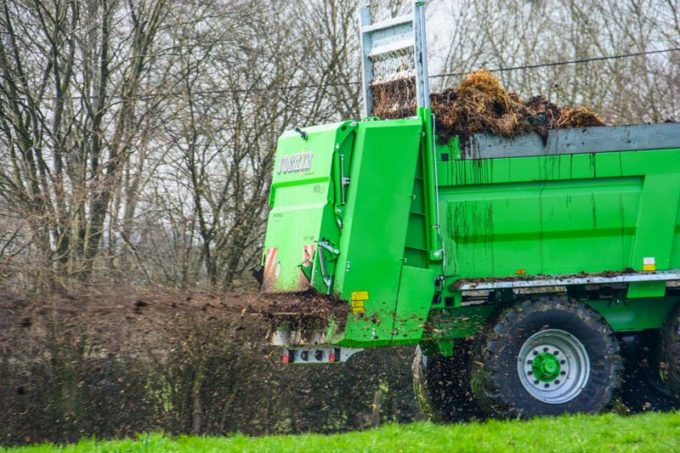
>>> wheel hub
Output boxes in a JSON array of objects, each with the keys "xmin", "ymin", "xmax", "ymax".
[
  {"xmin": 532, "ymin": 352, "xmax": 561, "ymax": 382},
  {"xmin": 517, "ymin": 329, "xmax": 590, "ymax": 404}
]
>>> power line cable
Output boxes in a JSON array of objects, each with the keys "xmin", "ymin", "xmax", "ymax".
[
  {"xmin": 2, "ymin": 47, "xmax": 679, "ymax": 101},
  {"xmin": 102, "ymin": 46, "xmax": 680, "ymax": 96},
  {"xmin": 431, "ymin": 47, "xmax": 680, "ymax": 79}
]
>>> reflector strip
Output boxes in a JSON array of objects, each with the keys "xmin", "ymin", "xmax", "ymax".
[
  {"xmin": 302, "ymin": 244, "xmax": 315, "ymax": 267},
  {"xmin": 265, "ymin": 247, "xmax": 278, "ymax": 275}
]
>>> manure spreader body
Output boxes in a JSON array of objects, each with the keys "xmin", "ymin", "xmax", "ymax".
[{"xmin": 259, "ymin": 1, "xmax": 680, "ymax": 418}]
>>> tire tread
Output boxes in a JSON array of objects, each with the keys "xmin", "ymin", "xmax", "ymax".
[{"xmin": 470, "ymin": 297, "xmax": 622, "ymax": 418}]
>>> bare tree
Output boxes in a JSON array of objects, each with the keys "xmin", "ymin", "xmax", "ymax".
[
  {"xmin": 137, "ymin": 0, "xmax": 363, "ymax": 289},
  {"xmin": 0, "ymin": 0, "xmax": 170, "ymax": 287},
  {"xmin": 2, "ymin": 0, "xmax": 679, "ymax": 293}
]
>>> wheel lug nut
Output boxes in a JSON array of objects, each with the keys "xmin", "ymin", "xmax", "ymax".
[
  {"xmin": 560, "ymin": 371, "xmax": 566, "ymax": 375},
  {"xmin": 533, "ymin": 351, "xmax": 538, "ymax": 356},
  {"xmin": 554, "ymin": 351, "xmax": 559, "ymax": 355},
  {"xmin": 528, "ymin": 371, "xmax": 533, "ymax": 375},
  {"xmin": 534, "ymin": 380, "xmax": 539, "ymax": 385},
  {"xmin": 544, "ymin": 383, "xmax": 550, "ymax": 388},
  {"xmin": 527, "ymin": 360, "xmax": 533, "ymax": 365},
  {"xmin": 560, "ymin": 360, "xmax": 566, "ymax": 364},
  {"xmin": 543, "ymin": 347, "xmax": 549, "ymax": 352},
  {"xmin": 555, "ymin": 380, "xmax": 560, "ymax": 384}
]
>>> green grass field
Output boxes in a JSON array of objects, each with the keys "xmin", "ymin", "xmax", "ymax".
[{"xmin": 5, "ymin": 412, "xmax": 680, "ymax": 453}]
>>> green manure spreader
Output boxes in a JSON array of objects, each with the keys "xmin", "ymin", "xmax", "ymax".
[{"xmin": 261, "ymin": 2, "xmax": 680, "ymax": 419}]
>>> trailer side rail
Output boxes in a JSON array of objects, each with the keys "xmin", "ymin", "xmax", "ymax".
[
  {"xmin": 454, "ymin": 270, "xmax": 680, "ymax": 291},
  {"xmin": 464, "ymin": 123, "xmax": 680, "ymax": 159}
]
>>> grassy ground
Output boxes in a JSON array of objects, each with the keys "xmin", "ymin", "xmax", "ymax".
[{"xmin": 5, "ymin": 412, "xmax": 680, "ymax": 453}]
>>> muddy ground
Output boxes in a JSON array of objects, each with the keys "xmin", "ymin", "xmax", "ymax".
[{"xmin": 0, "ymin": 288, "xmax": 419, "ymax": 446}]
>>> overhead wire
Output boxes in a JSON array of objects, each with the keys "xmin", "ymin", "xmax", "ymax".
[
  {"xmin": 1, "ymin": 47, "xmax": 679, "ymax": 101},
  {"xmin": 430, "ymin": 47, "xmax": 680, "ymax": 79}
]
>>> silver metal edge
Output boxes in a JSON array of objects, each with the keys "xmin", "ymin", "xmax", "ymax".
[{"xmin": 454, "ymin": 270, "xmax": 680, "ymax": 290}]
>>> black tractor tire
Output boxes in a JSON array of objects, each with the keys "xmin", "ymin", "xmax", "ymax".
[
  {"xmin": 412, "ymin": 340, "xmax": 480, "ymax": 422},
  {"xmin": 619, "ymin": 332, "xmax": 679, "ymax": 412},
  {"xmin": 661, "ymin": 303, "xmax": 680, "ymax": 399},
  {"xmin": 469, "ymin": 297, "xmax": 622, "ymax": 418}
]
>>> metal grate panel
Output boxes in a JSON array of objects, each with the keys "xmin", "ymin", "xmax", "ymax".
[{"xmin": 359, "ymin": 2, "xmax": 429, "ymax": 118}]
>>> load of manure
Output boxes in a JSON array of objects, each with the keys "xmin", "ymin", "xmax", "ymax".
[{"xmin": 370, "ymin": 69, "xmax": 604, "ymax": 144}]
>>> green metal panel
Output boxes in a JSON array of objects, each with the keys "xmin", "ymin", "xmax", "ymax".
[
  {"xmin": 334, "ymin": 119, "xmax": 423, "ymax": 346},
  {"xmin": 626, "ymin": 173, "xmax": 680, "ymax": 298},
  {"xmin": 429, "ymin": 144, "xmax": 680, "ymax": 338},
  {"xmin": 262, "ymin": 121, "xmax": 355, "ymax": 293},
  {"xmin": 586, "ymin": 297, "xmax": 679, "ymax": 332},
  {"xmin": 392, "ymin": 265, "xmax": 436, "ymax": 345},
  {"xmin": 437, "ymin": 149, "xmax": 680, "ymax": 280},
  {"xmin": 404, "ymin": 143, "xmax": 429, "ymax": 268},
  {"xmin": 626, "ymin": 281, "xmax": 667, "ymax": 299}
]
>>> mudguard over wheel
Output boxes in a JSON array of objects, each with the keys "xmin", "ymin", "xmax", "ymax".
[
  {"xmin": 661, "ymin": 303, "xmax": 680, "ymax": 399},
  {"xmin": 470, "ymin": 297, "xmax": 622, "ymax": 418},
  {"xmin": 412, "ymin": 340, "xmax": 479, "ymax": 422}
]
